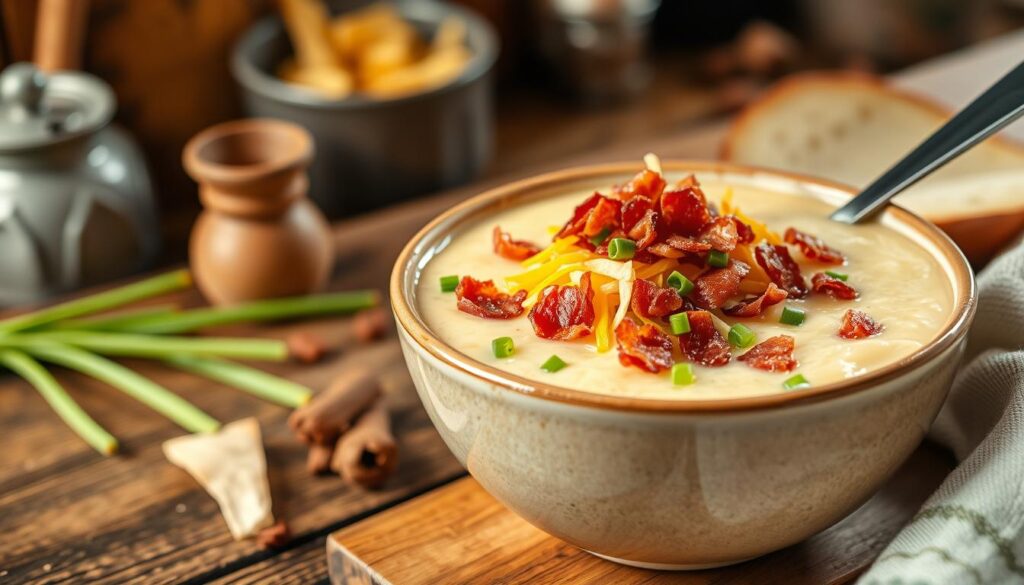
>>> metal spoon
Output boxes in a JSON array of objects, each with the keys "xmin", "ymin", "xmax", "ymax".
[{"xmin": 831, "ymin": 60, "xmax": 1024, "ymax": 224}]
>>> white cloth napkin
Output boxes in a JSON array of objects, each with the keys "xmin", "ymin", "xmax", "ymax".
[{"xmin": 859, "ymin": 242, "xmax": 1024, "ymax": 584}]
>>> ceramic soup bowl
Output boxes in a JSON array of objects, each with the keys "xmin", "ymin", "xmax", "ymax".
[{"xmin": 390, "ymin": 161, "xmax": 975, "ymax": 569}]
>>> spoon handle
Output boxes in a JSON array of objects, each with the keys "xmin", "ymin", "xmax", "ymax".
[{"xmin": 831, "ymin": 60, "xmax": 1024, "ymax": 224}]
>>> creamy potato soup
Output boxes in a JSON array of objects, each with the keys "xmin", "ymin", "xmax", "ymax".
[{"xmin": 416, "ymin": 165, "xmax": 953, "ymax": 400}]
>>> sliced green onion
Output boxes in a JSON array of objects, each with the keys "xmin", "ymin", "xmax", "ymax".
[
  {"xmin": 607, "ymin": 238, "xmax": 636, "ymax": 261},
  {"xmin": 94, "ymin": 291, "xmax": 378, "ymax": 335},
  {"xmin": 0, "ymin": 270, "xmax": 191, "ymax": 334},
  {"xmin": 779, "ymin": 306, "xmax": 806, "ymax": 326},
  {"xmin": 164, "ymin": 355, "xmax": 312, "ymax": 408},
  {"xmin": 783, "ymin": 373, "xmax": 811, "ymax": 390},
  {"xmin": 3, "ymin": 332, "xmax": 288, "ymax": 361},
  {"xmin": 540, "ymin": 355, "xmax": 567, "ymax": 373},
  {"xmin": 824, "ymin": 270, "xmax": 848, "ymax": 281},
  {"xmin": 728, "ymin": 323, "xmax": 756, "ymax": 348},
  {"xmin": 27, "ymin": 343, "xmax": 220, "ymax": 433},
  {"xmin": 667, "ymin": 271, "xmax": 694, "ymax": 296},
  {"xmin": 491, "ymin": 336, "xmax": 515, "ymax": 358},
  {"xmin": 707, "ymin": 250, "xmax": 730, "ymax": 268},
  {"xmin": 47, "ymin": 304, "xmax": 180, "ymax": 331},
  {"xmin": 440, "ymin": 275, "xmax": 460, "ymax": 293},
  {"xmin": 589, "ymin": 227, "xmax": 612, "ymax": 247},
  {"xmin": 669, "ymin": 312, "xmax": 691, "ymax": 335},
  {"xmin": 671, "ymin": 363, "xmax": 695, "ymax": 386},
  {"xmin": 0, "ymin": 349, "xmax": 118, "ymax": 455}
]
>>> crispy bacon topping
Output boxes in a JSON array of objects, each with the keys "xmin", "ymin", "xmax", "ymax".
[
  {"xmin": 615, "ymin": 169, "xmax": 666, "ymax": 201},
  {"xmin": 811, "ymin": 272, "xmax": 858, "ymax": 300},
  {"xmin": 731, "ymin": 216, "xmax": 756, "ymax": 244},
  {"xmin": 838, "ymin": 309, "xmax": 883, "ymax": 339},
  {"xmin": 754, "ymin": 243, "xmax": 808, "ymax": 298},
  {"xmin": 621, "ymin": 197, "xmax": 653, "ymax": 232},
  {"xmin": 693, "ymin": 260, "xmax": 750, "ymax": 309},
  {"xmin": 615, "ymin": 318, "xmax": 674, "ymax": 373},
  {"xmin": 723, "ymin": 283, "xmax": 788, "ymax": 317},
  {"xmin": 456, "ymin": 277, "xmax": 527, "ymax": 319},
  {"xmin": 528, "ymin": 274, "xmax": 595, "ymax": 340},
  {"xmin": 627, "ymin": 208, "xmax": 661, "ymax": 250},
  {"xmin": 556, "ymin": 193, "xmax": 601, "ymax": 239},
  {"xmin": 583, "ymin": 197, "xmax": 622, "ymax": 238},
  {"xmin": 738, "ymin": 335, "xmax": 797, "ymax": 372},
  {"xmin": 785, "ymin": 228, "xmax": 845, "ymax": 264},
  {"xmin": 678, "ymin": 310, "xmax": 731, "ymax": 367},
  {"xmin": 664, "ymin": 234, "xmax": 712, "ymax": 254},
  {"xmin": 699, "ymin": 216, "xmax": 740, "ymax": 252},
  {"xmin": 661, "ymin": 187, "xmax": 711, "ymax": 236},
  {"xmin": 631, "ymin": 279, "xmax": 683, "ymax": 319},
  {"xmin": 492, "ymin": 226, "xmax": 541, "ymax": 261}
]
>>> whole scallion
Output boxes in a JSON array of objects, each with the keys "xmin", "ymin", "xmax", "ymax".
[
  {"xmin": 164, "ymin": 355, "xmax": 312, "ymax": 408},
  {"xmin": 3, "ymin": 332, "xmax": 288, "ymax": 362}
]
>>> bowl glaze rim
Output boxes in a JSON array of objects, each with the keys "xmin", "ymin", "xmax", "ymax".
[{"xmin": 391, "ymin": 160, "xmax": 977, "ymax": 414}]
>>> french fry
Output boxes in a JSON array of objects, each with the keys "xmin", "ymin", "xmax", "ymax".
[
  {"xmin": 278, "ymin": 0, "xmax": 340, "ymax": 69},
  {"xmin": 278, "ymin": 59, "xmax": 354, "ymax": 98},
  {"xmin": 364, "ymin": 45, "xmax": 470, "ymax": 98},
  {"xmin": 329, "ymin": 4, "xmax": 411, "ymax": 61},
  {"xmin": 432, "ymin": 15, "xmax": 466, "ymax": 50}
]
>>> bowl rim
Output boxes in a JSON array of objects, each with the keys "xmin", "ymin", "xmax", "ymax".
[
  {"xmin": 230, "ymin": 1, "xmax": 499, "ymax": 111},
  {"xmin": 390, "ymin": 160, "xmax": 977, "ymax": 414}
]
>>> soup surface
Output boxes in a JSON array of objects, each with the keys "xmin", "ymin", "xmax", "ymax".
[{"xmin": 416, "ymin": 173, "xmax": 953, "ymax": 400}]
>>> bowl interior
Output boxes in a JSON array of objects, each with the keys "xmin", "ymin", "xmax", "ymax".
[
  {"xmin": 232, "ymin": 0, "xmax": 498, "ymax": 109},
  {"xmin": 391, "ymin": 161, "xmax": 976, "ymax": 413}
]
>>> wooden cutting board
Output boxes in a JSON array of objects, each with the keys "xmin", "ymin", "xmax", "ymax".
[{"xmin": 327, "ymin": 442, "xmax": 952, "ymax": 585}]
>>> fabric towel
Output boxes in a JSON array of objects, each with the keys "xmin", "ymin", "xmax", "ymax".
[{"xmin": 859, "ymin": 242, "xmax": 1024, "ymax": 584}]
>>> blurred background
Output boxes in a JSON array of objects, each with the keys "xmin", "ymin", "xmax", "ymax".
[{"xmin": 1, "ymin": 0, "xmax": 1023, "ymax": 294}]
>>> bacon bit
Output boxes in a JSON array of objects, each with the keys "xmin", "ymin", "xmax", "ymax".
[
  {"xmin": 754, "ymin": 243, "xmax": 808, "ymax": 298},
  {"xmin": 455, "ymin": 277, "xmax": 527, "ymax": 319},
  {"xmin": 838, "ymin": 309, "xmax": 883, "ymax": 339},
  {"xmin": 723, "ymin": 283, "xmax": 788, "ymax": 317},
  {"xmin": 678, "ymin": 310, "xmax": 731, "ymax": 367},
  {"xmin": 615, "ymin": 318, "xmax": 674, "ymax": 373},
  {"xmin": 785, "ymin": 228, "xmax": 845, "ymax": 264},
  {"xmin": 661, "ymin": 187, "xmax": 712, "ymax": 236},
  {"xmin": 583, "ymin": 197, "xmax": 622, "ymax": 237},
  {"xmin": 693, "ymin": 260, "xmax": 750, "ymax": 309},
  {"xmin": 811, "ymin": 272, "xmax": 858, "ymax": 300},
  {"xmin": 621, "ymin": 197, "xmax": 653, "ymax": 231},
  {"xmin": 627, "ymin": 209, "xmax": 661, "ymax": 250},
  {"xmin": 556, "ymin": 193, "xmax": 601, "ymax": 239},
  {"xmin": 528, "ymin": 274, "xmax": 595, "ymax": 340},
  {"xmin": 730, "ymin": 216, "xmax": 756, "ymax": 244},
  {"xmin": 647, "ymin": 243, "xmax": 685, "ymax": 259},
  {"xmin": 631, "ymin": 279, "xmax": 683, "ymax": 319},
  {"xmin": 615, "ymin": 169, "xmax": 666, "ymax": 201},
  {"xmin": 699, "ymin": 216, "xmax": 740, "ymax": 252},
  {"xmin": 664, "ymin": 234, "xmax": 713, "ymax": 254},
  {"xmin": 493, "ymin": 226, "xmax": 542, "ymax": 261},
  {"xmin": 738, "ymin": 335, "xmax": 797, "ymax": 372}
]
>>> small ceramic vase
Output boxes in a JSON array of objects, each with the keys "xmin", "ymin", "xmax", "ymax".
[{"xmin": 183, "ymin": 119, "xmax": 335, "ymax": 305}]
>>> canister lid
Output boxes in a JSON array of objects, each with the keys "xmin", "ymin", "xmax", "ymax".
[{"xmin": 0, "ymin": 62, "xmax": 116, "ymax": 152}]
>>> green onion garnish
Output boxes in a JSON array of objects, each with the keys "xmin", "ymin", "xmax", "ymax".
[
  {"xmin": 669, "ymin": 312, "xmax": 691, "ymax": 335},
  {"xmin": 540, "ymin": 355, "xmax": 567, "ymax": 373},
  {"xmin": 728, "ymin": 323, "xmax": 756, "ymax": 348},
  {"xmin": 707, "ymin": 250, "xmax": 729, "ymax": 268},
  {"xmin": 440, "ymin": 275, "xmax": 460, "ymax": 293},
  {"xmin": 607, "ymin": 238, "xmax": 636, "ymax": 261},
  {"xmin": 779, "ymin": 306, "xmax": 806, "ymax": 326},
  {"xmin": 824, "ymin": 270, "xmax": 848, "ymax": 281},
  {"xmin": 589, "ymin": 227, "xmax": 612, "ymax": 247},
  {"xmin": 667, "ymin": 271, "xmax": 694, "ymax": 296},
  {"xmin": 492, "ymin": 336, "xmax": 515, "ymax": 358},
  {"xmin": 783, "ymin": 373, "xmax": 811, "ymax": 390},
  {"xmin": 671, "ymin": 363, "xmax": 695, "ymax": 386}
]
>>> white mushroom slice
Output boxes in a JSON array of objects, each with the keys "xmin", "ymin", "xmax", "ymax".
[
  {"xmin": 163, "ymin": 418, "xmax": 273, "ymax": 540},
  {"xmin": 643, "ymin": 152, "xmax": 663, "ymax": 175}
]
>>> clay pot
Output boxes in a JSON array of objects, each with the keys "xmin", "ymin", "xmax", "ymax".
[{"xmin": 183, "ymin": 119, "xmax": 335, "ymax": 305}]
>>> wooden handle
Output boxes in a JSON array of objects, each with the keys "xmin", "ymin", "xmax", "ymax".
[{"xmin": 33, "ymin": 0, "xmax": 89, "ymax": 72}]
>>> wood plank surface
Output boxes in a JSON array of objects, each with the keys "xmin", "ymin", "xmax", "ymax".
[{"xmin": 328, "ymin": 443, "xmax": 953, "ymax": 585}]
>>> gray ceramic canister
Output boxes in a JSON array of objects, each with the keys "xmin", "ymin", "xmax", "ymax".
[{"xmin": 0, "ymin": 63, "xmax": 159, "ymax": 306}]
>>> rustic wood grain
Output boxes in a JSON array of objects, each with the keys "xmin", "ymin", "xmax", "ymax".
[{"xmin": 328, "ymin": 442, "xmax": 953, "ymax": 585}]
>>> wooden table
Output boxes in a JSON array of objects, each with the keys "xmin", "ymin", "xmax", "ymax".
[{"xmin": 0, "ymin": 120, "xmax": 955, "ymax": 584}]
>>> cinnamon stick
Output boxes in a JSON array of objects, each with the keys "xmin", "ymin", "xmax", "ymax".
[
  {"xmin": 331, "ymin": 397, "xmax": 397, "ymax": 489},
  {"xmin": 288, "ymin": 366, "xmax": 380, "ymax": 445},
  {"xmin": 352, "ymin": 307, "xmax": 391, "ymax": 343},
  {"xmin": 306, "ymin": 442, "xmax": 335, "ymax": 475},
  {"xmin": 286, "ymin": 331, "xmax": 328, "ymax": 364}
]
